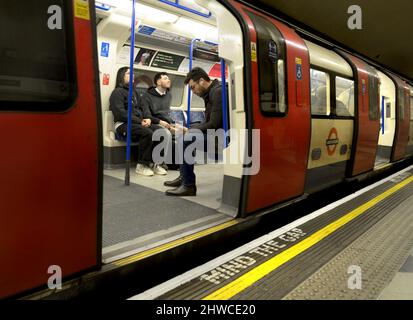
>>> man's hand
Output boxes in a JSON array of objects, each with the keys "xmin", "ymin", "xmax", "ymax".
[
  {"xmin": 142, "ymin": 118, "xmax": 152, "ymax": 127},
  {"xmin": 159, "ymin": 120, "xmax": 171, "ymax": 129},
  {"xmin": 169, "ymin": 124, "xmax": 188, "ymax": 135}
]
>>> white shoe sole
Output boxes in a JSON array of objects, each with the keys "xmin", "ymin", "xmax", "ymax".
[{"xmin": 135, "ymin": 170, "xmax": 154, "ymax": 176}]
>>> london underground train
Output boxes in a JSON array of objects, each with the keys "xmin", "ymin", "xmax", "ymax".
[{"xmin": 1, "ymin": 0, "xmax": 412, "ymax": 299}]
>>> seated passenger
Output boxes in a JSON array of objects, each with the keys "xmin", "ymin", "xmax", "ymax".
[
  {"xmin": 141, "ymin": 72, "xmax": 176, "ymax": 170},
  {"xmin": 141, "ymin": 72, "xmax": 174, "ymax": 128},
  {"xmin": 164, "ymin": 67, "xmax": 224, "ymax": 197},
  {"xmin": 109, "ymin": 67, "xmax": 167, "ymax": 176}
]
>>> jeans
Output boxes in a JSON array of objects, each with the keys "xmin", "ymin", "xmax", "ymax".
[{"xmin": 180, "ymin": 132, "xmax": 223, "ymax": 187}]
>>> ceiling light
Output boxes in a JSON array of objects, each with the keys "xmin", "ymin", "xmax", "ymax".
[
  {"xmin": 135, "ymin": 3, "xmax": 179, "ymax": 24},
  {"xmin": 174, "ymin": 17, "xmax": 217, "ymax": 42},
  {"xmin": 101, "ymin": 0, "xmax": 179, "ymax": 23}
]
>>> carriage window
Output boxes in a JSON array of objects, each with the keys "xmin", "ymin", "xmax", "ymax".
[
  {"xmin": 0, "ymin": 0, "xmax": 76, "ymax": 111},
  {"xmin": 368, "ymin": 76, "xmax": 379, "ymax": 120},
  {"xmin": 335, "ymin": 76, "xmax": 354, "ymax": 117},
  {"xmin": 134, "ymin": 70, "xmax": 184, "ymax": 108},
  {"xmin": 310, "ymin": 69, "xmax": 329, "ymax": 116},
  {"xmin": 246, "ymin": 11, "xmax": 287, "ymax": 116}
]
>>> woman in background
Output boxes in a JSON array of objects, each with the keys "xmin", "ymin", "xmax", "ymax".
[{"xmin": 109, "ymin": 67, "xmax": 167, "ymax": 176}]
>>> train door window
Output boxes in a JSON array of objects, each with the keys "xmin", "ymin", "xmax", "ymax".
[
  {"xmin": 246, "ymin": 11, "xmax": 287, "ymax": 116},
  {"xmin": 310, "ymin": 69, "xmax": 330, "ymax": 116},
  {"xmin": 0, "ymin": 0, "xmax": 76, "ymax": 111},
  {"xmin": 398, "ymin": 88, "xmax": 405, "ymax": 120},
  {"xmin": 368, "ymin": 76, "xmax": 379, "ymax": 120},
  {"xmin": 134, "ymin": 69, "xmax": 185, "ymax": 108},
  {"xmin": 335, "ymin": 76, "xmax": 355, "ymax": 117}
]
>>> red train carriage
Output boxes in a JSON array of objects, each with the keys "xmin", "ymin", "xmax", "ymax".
[{"xmin": 0, "ymin": 0, "xmax": 101, "ymax": 298}]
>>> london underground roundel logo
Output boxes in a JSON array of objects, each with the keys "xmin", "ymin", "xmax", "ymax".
[{"xmin": 326, "ymin": 128, "xmax": 339, "ymax": 156}]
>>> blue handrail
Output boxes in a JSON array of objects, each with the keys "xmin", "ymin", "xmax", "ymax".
[
  {"xmin": 221, "ymin": 59, "xmax": 228, "ymax": 148},
  {"xmin": 95, "ymin": 2, "xmax": 111, "ymax": 11},
  {"xmin": 159, "ymin": 0, "xmax": 212, "ymax": 18},
  {"xmin": 125, "ymin": 0, "xmax": 137, "ymax": 186},
  {"xmin": 381, "ymin": 96, "xmax": 385, "ymax": 134},
  {"xmin": 187, "ymin": 38, "xmax": 200, "ymax": 128}
]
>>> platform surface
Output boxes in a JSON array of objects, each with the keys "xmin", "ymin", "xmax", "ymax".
[{"xmin": 130, "ymin": 166, "xmax": 413, "ymax": 300}]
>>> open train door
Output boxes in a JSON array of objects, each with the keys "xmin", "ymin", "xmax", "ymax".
[
  {"xmin": 389, "ymin": 75, "xmax": 410, "ymax": 162},
  {"xmin": 0, "ymin": 0, "xmax": 101, "ymax": 298},
  {"xmin": 231, "ymin": 1, "xmax": 311, "ymax": 215},
  {"xmin": 338, "ymin": 51, "xmax": 380, "ymax": 176}
]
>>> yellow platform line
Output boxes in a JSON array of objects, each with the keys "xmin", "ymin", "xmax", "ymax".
[
  {"xmin": 203, "ymin": 175, "xmax": 413, "ymax": 300},
  {"xmin": 115, "ymin": 220, "xmax": 239, "ymax": 267}
]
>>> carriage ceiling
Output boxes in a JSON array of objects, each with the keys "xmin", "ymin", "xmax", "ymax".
[{"xmin": 246, "ymin": 0, "xmax": 413, "ymax": 83}]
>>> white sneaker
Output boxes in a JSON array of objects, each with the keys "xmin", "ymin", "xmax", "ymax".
[
  {"xmin": 135, "ymin": 164, "xmax": 154, "ymax": 176},
  {"xmin": 153, "ymin": 164, "xmax": 167, "ymax": 175}
]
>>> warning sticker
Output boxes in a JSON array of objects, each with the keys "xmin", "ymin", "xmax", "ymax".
[
  {"xmin": 101, "ymin": 42, "xmax": 110, "ymax": 58},
  {"xmin": 251, "ymin": 42, "xmax": 257, "ymax": 62},
  {"xmin": 362, "ymin": 79, "xmax": 366, "ymax": 95},
  {"xmin": 103, "ymin": 73, "xmax": 110, "ymax": 86},
  {"xmin": 295, "ymin": 57, "xmax": 303, "ymax": 80},
  {"xmin": 74, "ymin": 0, "xmax": 90, "ymax": 20}
]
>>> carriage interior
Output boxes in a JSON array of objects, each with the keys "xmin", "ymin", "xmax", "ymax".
[{"xmin": 95, "ymin": 0, "xmax": 245, "ymax": 262}]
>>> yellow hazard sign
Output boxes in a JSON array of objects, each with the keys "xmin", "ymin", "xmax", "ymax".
[
  {"xmin": 74, "ymin": 0, "xmax": 90, "ymax": 20},
  {"xmin": 251, "ymin": 42, "xmax": 257, "ymax": 62}
]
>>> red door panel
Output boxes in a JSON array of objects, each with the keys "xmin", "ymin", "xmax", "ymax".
[
  {"xmin": 339, "ymin": 52, "xmax": 380, "ymax": 176},
  {"xmin": 232, "ymin": 2, "xmax": 311, "ymax": 214},
  {"xmin": 0, "ymin": 1, "xmax": 100, "ymax": 299},
  {"xmin": 391, "ymin": 76, "xmax": 410, "ymax": 161}
]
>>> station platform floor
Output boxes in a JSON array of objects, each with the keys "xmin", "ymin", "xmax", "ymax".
[{"xmin": 130, "ymin": 165, "xmax": 413, "ymax": 300}]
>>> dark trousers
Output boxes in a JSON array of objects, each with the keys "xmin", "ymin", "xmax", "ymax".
[
  {"xmin": 117, "ymin": 123, "xmax": 164, "ymax": 166},
  {"xmin": 180, "ymin": 133, "xmax": 222, "ymax": 187}
]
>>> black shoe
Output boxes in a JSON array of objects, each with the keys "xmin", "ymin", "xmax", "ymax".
[
  {"xmin": 164, "ymin": 176, "xmax": 182, "ymax": 187},
  {"xmin": 165, "ymin": 185, "xmax": 197, "ymax": 197}
]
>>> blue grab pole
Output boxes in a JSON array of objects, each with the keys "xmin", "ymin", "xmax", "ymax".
[
  {"xmin": 125, "ymin": 0, "xmax": 136, "ymax": 186},
  {"xmin": 220, "ymin": 59, "xmax": 228, "ymax": 148},
  {"xmin": 186, "ymin": 38, "xmax": 200, "ymax": 128}
]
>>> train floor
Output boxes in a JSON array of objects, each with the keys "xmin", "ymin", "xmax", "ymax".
[
  {"xmin": 130, "ymin": 165, "xmax": 413, "ymax": 300},
  {"xmin": 102, "ymin": 164, "xmax": 231, "ymax": 263}
]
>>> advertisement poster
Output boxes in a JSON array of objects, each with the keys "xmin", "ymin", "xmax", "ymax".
[
  {"xmin": 151, "ymin": 52, "xmax": 185, "ymax": 71},
  {"xmin": 135, "ymin": 48, "xmax": 157, "ymax": 66}
]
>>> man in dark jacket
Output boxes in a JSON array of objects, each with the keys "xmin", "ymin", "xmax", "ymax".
[
  {"xmin": 141, "ymin": 72, "xmax": 174, "ymax": 128},
  {"xmin": 164, "ymin": 67, "xmax": 223, "ymax": 196},
  {"xmin": 109, "ymin": 68, "xmax": 167, "ymax": 176},
  {"xmin": 141, "ymin": 72, "xmax": 175, "ymax": 169}
]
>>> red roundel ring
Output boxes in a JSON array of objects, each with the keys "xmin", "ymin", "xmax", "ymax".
[{"xmin": 326, "ymin": 127, "xmax": 339, "ymax": 156}]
